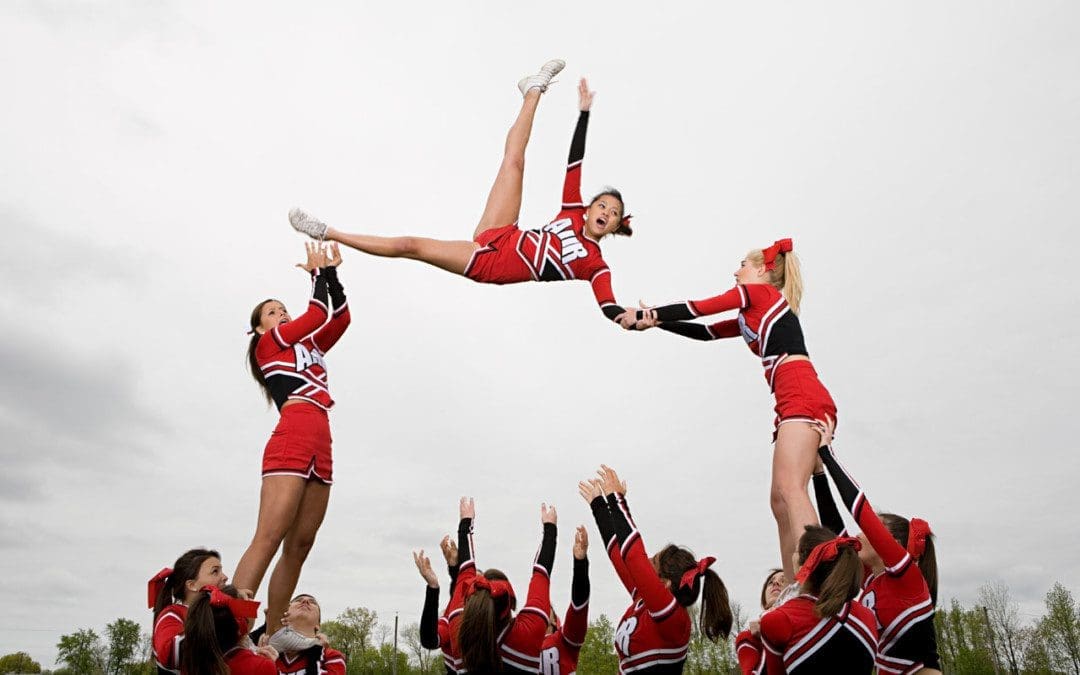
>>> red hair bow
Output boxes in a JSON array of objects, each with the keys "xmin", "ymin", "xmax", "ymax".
[
  {"xmin": 619, "ymin": 214, "xmax": 634, "ymax": 233},
  {"xmin": 907, "ymin": 518, "xmax": 933, "ymax": 558},
  {"xmin": 762, "ymin": 238, "xmax": 793, "ymax": 271},
  {"xmin": 795, "ymin": 536, "xmax": 861, "ymax": 584},
  {"xmin": 679, "ymin": 556, "xmax": 716, "ymax": 590},
  {"xmin": 204, "ymin": 586, "xmax": 260, "ymax": 638},
  {"xmin": 461, "ymin": 576, "xmax": 516, "ymax": 618},
  {"xmin": 148, "ymin": 567, "xmax": 173, "ymax": 609}
]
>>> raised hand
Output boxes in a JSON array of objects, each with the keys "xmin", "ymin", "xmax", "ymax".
[
  {"xmin": 460, "ymin": 496, "xmax": 475, "ymax": 520},
  {"xmin": 413, "ymin": 550, "xmax": 439, "ymax": 589},
  {"xmin": 440, "ymin": 535, "xmax": 458, "ymax": 567},
  {"xmin": 573, "ymin": 525, "xmax": 589, "ymax": 560},
  {"xmin": 578, "ymin": 479, "xmax": 604, "ymax": 504},
  {"xmin": 297, "ymin": 242, "xmax": 329, "ymax": 272},
  {"xmin": 541, "ymin": 503, "xmax": 558, "ymax": 525},
  {"xmin": 597, "ymin": 465, "xmax": 625, "ymax": 496},
  {"xmin": 326, "ymin": 242, "xmax": 343, "ymax": 267},
  {"xmin": 578, "ymin": 78, "xmax": 595, "ymax": 111}
]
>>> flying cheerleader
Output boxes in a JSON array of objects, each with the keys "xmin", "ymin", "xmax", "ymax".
[{"xmin": 289, "ymin": 63, "xmax": 636, "ymax": 325}]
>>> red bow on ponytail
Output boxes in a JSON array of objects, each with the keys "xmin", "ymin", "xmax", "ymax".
[
  {"xmin": 795, "ymin": 536, "xmax": 861, "ymax": 584},
  {"xmin": 148, "ymin": 567, "xmax": 173, "ymax": 609},
  {"xmin": 461, "ymin": 576, "xmax": 516, "ymax": 619},
  {"xmin": 762, "ymin": 238, "xmax": 793, "ymax": 271},
  {"xmin": 204, "ymin": 586, "xmax": 260, "ymax": 638},
  {"xmin": 679, "ymin": 556, "xmax": 716, "ymax": 590},
  {"xmin": 907, "ymin": 518, "xmax": 933, "ymax": 558},
  {"xmin": 619, "ymin": 214, "xmax": 634, "ymax": 235}
]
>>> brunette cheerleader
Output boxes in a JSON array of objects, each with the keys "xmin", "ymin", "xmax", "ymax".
[
  {"xmin": 620, "ymin": 239, "xmax": 833, "ymax": 582},
  {"xmin": 289, "ymin": 69, "xmax": 636, "ymax": 325},
  {"xmin": 539, "ymin": 526, "xmax": 591, "ymax": 675},
  {"xmin": 181, "ymin": 585, "xmax": 277, "ymax": 675},
  {"xmin": 415, "ymin": 535, "xmax": 466, "ymax": 673},
  {"xmin": 148, "ymin": 548, "xmax": 230, "ymax": 674},
  {"xmin": 274, "ymin": 594, "xmax": 346, "ymax": 675},
  {"xmin": 815, "ymin": 418, "xmax": 941, "ymax": 674},
  {"xmin": 233, "ymin": 242, "xmax": 351, "ymax": 644},
  {"xmin": 582, "ymin": 465, "xmax": 732, "ymax": 673}
]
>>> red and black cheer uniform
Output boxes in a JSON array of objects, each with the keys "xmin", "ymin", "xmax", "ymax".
[
  {"xmin": 539, "ymin": 555, "xmax": 590, "ymax": 674},
  {"xmin": 152, "ymin": 603, "xmax": 185, "ymax": 674},
  {"xmin": 735, "ymin": 628, "xmax": 766, "ymax": 675},
  {"xmin": 419, "ymin": 541, "xmax": 464, "ymax": 674},
  {"xmin": 759, "ymin": 595, "xmax": 877, "ymax": 673},
  {"xmin": 463, "ymin": 110, "xmax": 628, "ymax": 322},
  {"xmin": 256, "ymin": 266, "xmax": 350, "ymax": 484},
  {"xmin": 819, "ymin": 446, "xmax": 941, "ymax": 674},
  {"xmin": 590, "ymin": 492, "xmax": 691, "ymax": 673},
  {"xmin": 223, "ymin": 646, "xmax": 278, "ymax": 675},
  {"xmin": 641, "ymin": 284, "xmax": 835, "ymax": 437},
  {"xmin": 275, "ymin": 645, "xmax": 347, "ymax": 675}
]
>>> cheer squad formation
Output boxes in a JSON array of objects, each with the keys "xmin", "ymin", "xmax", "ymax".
[{"xmin": 148, "ymin": 60, "xmax": 940, "ymax": 674}]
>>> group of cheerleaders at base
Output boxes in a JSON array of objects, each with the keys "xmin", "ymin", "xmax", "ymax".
[{"xmin": 146, "ymin": 59, "xmax": 940, "ymax": 673}]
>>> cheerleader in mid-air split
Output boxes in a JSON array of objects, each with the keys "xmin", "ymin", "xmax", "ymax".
[
  {"xmin": 289, "ymin": 63, "xmax": 637, "ymax": 324},
  {"xmin": 232, "ymin": 242, "xmax": 352, "ymax": 648},
  {"xmin": 619, "ymin": 239, "xmax": 835, "ymax": 583}
]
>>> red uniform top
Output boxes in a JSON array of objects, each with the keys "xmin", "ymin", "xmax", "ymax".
[
  {"xmin": 152, "ymin": 603, "xmax": 185, "ymax": 674},
  {"xmin": 441, "ymin": 517, "xmax": 557, "ymax": 673},
  {"xmin": 647, "ymin": 284, "xmax": 808, "ymax": 389},
  {"xmin": 464, "ymin": 111, "xmax": 625, "ymax": 322},
  {"xmin": 591, "ymin": 493, "xmax": 691, "ymax": 674},
  {"xmin": 224, "ymin": 646, "xmax": 278, "ymax": 675},
  {"xmin": 275, "ymin": 646, "xmax": 347, "ymax": 674},
  {"xmin": 735, "ymin": 629, "xmax": 766, "ymax": 675},
  {"xmin": 256, "ymin": 267, "xmax": 350, "ymax": 411},
  {"xmin": 539, "ymin": 557, "xmax": 590, "ymax": 675},
  {"xmin": 760, "ymin": 596, "xmax": 877, "ymax": 673},
  {"xmin": 819, "ymin": 446, "xmax": 940, "ymax": 675}
]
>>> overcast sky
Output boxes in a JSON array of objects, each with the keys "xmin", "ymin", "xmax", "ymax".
[{"xmin": 2, "ymin": 0, "xmax": 1078, "ymax": 668}]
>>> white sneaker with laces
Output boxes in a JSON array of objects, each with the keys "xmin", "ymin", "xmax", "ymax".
[
  {"xmin": 289, "ymin": 207, "xmax": 328, "ymax": 241},
  {"xmin": 267, "ymin": 626, "xmax": 321, "ymax": 652},
  {"xmin": 517, "ymin": 59, "xmax": 566, "ymax": 96}
]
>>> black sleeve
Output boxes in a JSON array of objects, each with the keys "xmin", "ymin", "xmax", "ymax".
[
  {"xmin": 590, "ymin": 496, "xmax": 617, "ymax": 549},
  {"xmin": 320, "ymin": 265, "xmax": 347, "ymax": 308},
  {"xmin": 571, "ymin": 557, "xmax": 590, "ymax": 607},
  {"xmin": 536, "ymin": 523, "xmax": 558, "ymax": 575},
  {"xmin": 639, "ymin": 303, "xmax": 695, "ymax": 322},
  {"xmin": 248, "ymin": 623, "xmax": 266, "ymax": 644},
  {"xmin": 605, "ymin": 493, "xmax": 634, "ymax": 545},
  {"xmin": 818, "ymin": 446, "xmax": 860, "ymax": 510},
  {"xmin": 657, "ymin": 321, "xmax": 718, "ymax": 341},
  {"xmin": 458, "ymin": 518, "xmax": 474, "ymax": 568},
  {"xmin": 813, "ymin": 472, "xmax": 845, "ymax": 535},
  {"xmin": 568, "ymin": 111, "xmax": 589, "ymax": 165},
  {"xmin": 447, "ymin": 563, "xmax": 460, "ymax": 597},
  {"xmin": 419, "ymin": 586, "xmax": 441, "ymax": 649},
  {"xmin": 602, "ymin": 304, "xmax": 627, "ymax": 322}
]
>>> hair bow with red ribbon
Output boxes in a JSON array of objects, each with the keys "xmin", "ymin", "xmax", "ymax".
[
  {"xmin": 762, "ymin": 238, "xmax": 794, "ymax": 271},
  {"xmin": 907, "ymin": 518, "xmax": 933, "ymax": 558},
  {"xmin": 619, "ymin": 214, "xmax": 634, "ymax": 234},
  {"xmin": 147, "ymin": 567, "xmax": 173, "ymax": 609},
  {"xmin": 204, "ymin": 586, "xmax": 260, "ymax": 638},
  {"xmin": 461, "ymin": 575, "xmax": 516, "ymax": 619},
  {"xmin": 795, "ymin": 536, "xmax": 861, "ymax": 584},
  {"xmin": 679, "ymin": 556, "xmax": 717, "ymax": 590}
]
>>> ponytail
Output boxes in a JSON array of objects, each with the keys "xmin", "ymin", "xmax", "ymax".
[
  {"xmin": 247, "ymin": 300, "xmax": 274, "ymax": 405},
  {"xmin": 458, "ymin": 590, "xmax": 501, "ymax": 672},
  {"xmin": 153, "ymin": 548, "xmax": 220, "ymax": 620},
  {"xmin": 699, "ymin": 569, "xmax": 734, "ymax": 641},
  {"xmin": 881, "ymin": 513, "xmax": 938, "ymax": 605},
  {"xmin": 746, "ymin": 247, "xmax": 804, "ymax": 314},
  {"xmin": 180, "ymin": 585, "xmax": 241, "ymax": 675},
  {"xmin": 797, "ymin": 526, "xmax": 862, "ymax": 618}
]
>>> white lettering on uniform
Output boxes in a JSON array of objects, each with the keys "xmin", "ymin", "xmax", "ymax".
[
  {"xmin": 543, "ymin": 218, "xmax": 588, "ymax": 264},
  {"xmin": 293, "ymin": 343, "xmax": 325, "ymax": 371},
  {"xmin": 615, "ymin": 616, "xmax": 638, "ymax": 655},
  {"xmin": 540, "ymin": 646, "xmax": 560, "ymax": 674}
]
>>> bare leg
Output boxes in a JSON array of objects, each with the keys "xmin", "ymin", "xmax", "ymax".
[
  {"xmin": 324, "ymin": 229, "xmax": 479, "ymax": 276},
  {"xmin": 770, "ymin": 422, "xmax": 822, "ymax": 580},
  {"xmin": 473, "ymin": 89, "xmax": 543, "ymax": 240},
  {"xmin": 232, "ymin": 476, "xmax": 308, "ymax": 596},
  {"xmin": 264, "ymin": 480, "xmax": 331, "ymax": 634}
]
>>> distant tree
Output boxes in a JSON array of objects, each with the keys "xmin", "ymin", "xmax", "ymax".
[
  {"xmin": 684, "ymin": 602, "xmax": 740, "ymax": 673},
  {"xmin": 1040, "ymin": 583, "xmax": 1080, "ymax": 674},
  {"xmin": 349, "ymin": 642, "xmax": 409, "ymax": 674},
  {"xmin": 322, "ymin": 607, "xmax": 379, "ymax": 665},
  {"xmin": 577, "ymin": 614, "xmax": 618, "ymax": 674},
  {"xmin": 0, "ymin": 651, "xmax": 42, "ymax": 673},
  {"xmin": 401, "ymin": 621, "xmax": 438, "ymax": 674},
  {"xmin": 55, "ymin": 629, "xmax": 105, "ymax": 675},
  {"xmin": 104, "ymin": 619, "xmax": 141, "ymax": 675},
  {"xmin": 980, "ymin": 580, "xmax": 1024, "ymax": 674},
  {"xmin": 935, "ymin": 598, "xmax": 997, "ymax": 674}
]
